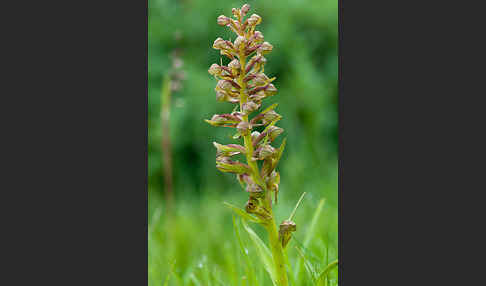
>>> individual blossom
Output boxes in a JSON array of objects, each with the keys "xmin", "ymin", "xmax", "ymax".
[
  {"xmin": 217, "ymin": 15, "xmax": 231, "ymax": 26},
  {"xmin": 247, "ymin": 14, "xmax": 262, "ymax": 26}
]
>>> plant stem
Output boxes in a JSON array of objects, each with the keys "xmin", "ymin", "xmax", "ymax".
[
  {"xmin": 161, "ymin": 75, "xmax": 174, "ymax": 213},
  {"xmin": 238, "ymin": 51, "xmax": 289, "ymax": 286},
  {"xmin": 264, "ymin": 197, "xmax": 290, "ymax": 286}
]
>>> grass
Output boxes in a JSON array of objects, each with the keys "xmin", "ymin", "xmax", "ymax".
[{"xmin": 149, "ymin": 173, "xmax": 338, "ymax": 286}]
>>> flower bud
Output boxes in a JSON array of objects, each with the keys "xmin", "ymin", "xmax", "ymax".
[
  {"xmin": 245, "ymin": 55, "xmax": 266, "ymax": 73},
  {"xmin": 249, "ymin": 90, "xmax": 266, "ymax": 104},
  {"xmin": 213, "ymin": 37, "xmax": 227, "ymax": 50},
  {"xmin": 248, "ymin": 14, "xmax": 262, "ymax": 26},
  {"xmin": 253, "ymin": 73, "xmax": 269, "ymax": 85},
  {"xmin": 205, "ymin": 114, "xmax": 230, "ymax": 126},
  {"xmin": 245, "ymin": 197, "xmax": 258, "ymax": 213},
  {"xmin": 242, "ymin": 101, "xmax": 260, "ymax": 114},
  {"xmin": 234, "ymin": 36, "xmax": 246, "ymax": 50},
  {"xmin": 208, "ymin": 64, "xmax": 222, "ymax": 76},
  {"xmin": 259, "ymin": 144, "xmax": 276, "ymax": 159},
  {"xmin": 216, "ymin": 159, "xmax": 251, "ymax": 174},
  {"xmin": 213, "ymin": 142, "xmax": 245, "ymax": 157},
  {"xmin": 216, "ymin": 79, "xmax": 233, "ymax": 91},
  {"xmin": 267, "ymin": 126, "xmax": 284, "ymax": 141},
  {"xmin": 264, "ymin": 83, "xmax": 277, "ymax": 96},
  {"xmin": 217, "ymin": 15, "xmax": 231, "ymax": 26},
  {"xmin": 258, "ymin": 41, "xmax": 273, "ymax": 54},
  {"xmin": 232, "ymin": 8, "xmax": 239, "ymax": 17},
  {"xmin": 268, "ymin": 170, "xmax": 280, "ymax": 186},
  {"xmin": 216, "ymin": 155, "xmax": 231, "ymax": 164},
  {"xmin": 246, "ymin": 183, "xmax": 264, "ymax": 198},
  {"xmin": 237, "ymin": 173, "xmax": 253, "ymax": 188},
  {"xmin": 237, "ymin": 121, "xmax": 251, "ymax": 136},
  {"xmin": 241, "ymin": 4, "xmax": 251, "ymax": 16},
  {"xmin": 245, "ymin": 197, "xmax": 271, "ymax": 219},
  {"xmin": 251, "ymin": 131, "xmax": 261, "ymax": 142},
  {"xmin": 262, "ymin": 110, "xmax": 281, "ymax": 124},
  {"xmin": 228, "ymin": 59, "xmax": 241, "ymax": 74},
  {"xmin": 279, "ymin": 220, "xmax": 297, "ymax": 248},
  {"xmin": 253, "ymin": 31, "xmax": 264, "ymax": 43},
  {"xmin": 215, "ymin": 90, "xmax": 228, "ymax": 102}
]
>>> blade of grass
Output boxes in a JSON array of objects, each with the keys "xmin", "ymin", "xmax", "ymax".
[
  {"xmin": 294, "ymin": 198, "xmax": 326, "ymax": 280},
  {"xmin": 189, "ymin": 273, "xmax": 202, "ymax": 286},
  {"xmin": 317, "ymin": 260, "xmax": 339, "ymax": 284},
  {"xmin": 288, "ymin": 192, "xmax": 307, "ymax": 221},
  {"xmin": 163, "ymin": 260, "xmax": 176, "ymax": 286},
  {"xmin": 224, "ymin": 202, "xmax": 262, "ymax": 224},
  {"xmin": 232, "ymin": 216, "xmax": 257, "ymax": 286},
  {"xmin": 241, "ymin": 218, "xmax": 277, "ymax": 286},
  {"xmin": 295, "ymin": 246, "xmax": 318, "ymax": 283}
]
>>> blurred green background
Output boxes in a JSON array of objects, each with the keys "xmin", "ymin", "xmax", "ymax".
[{"xmin": 149, "ymin": 0, "xmax": 338, "ymax": 285}]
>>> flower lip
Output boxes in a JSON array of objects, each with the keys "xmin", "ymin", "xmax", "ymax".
[
  {"xmin": 213, "ymin": 37, "xmax": 227, "ymax": 50},
  {"xmin": 217, "ymin": 15, "xmax": 231, "ymax": 26},
  {"xmin": 248, "ymin": 14, "xmax": 262, "ymax": 26}
]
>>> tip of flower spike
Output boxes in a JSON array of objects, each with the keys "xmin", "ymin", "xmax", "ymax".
[{"xmin": 241, "ymin": 4, "xmax": 251, "ymax": 16}]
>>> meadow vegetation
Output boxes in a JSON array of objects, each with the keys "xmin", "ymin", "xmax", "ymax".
[{"xmin": 149, "ymin": 1, "xmax": 338, "ymax": 285}]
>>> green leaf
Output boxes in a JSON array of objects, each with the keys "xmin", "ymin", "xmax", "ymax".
[
  {"xmin": 295, "ymin": 246, "xmax": 318, "ymax": 283},
  {"xmin": 241, "ymin": 219, "xmax": 278, "ymax": 286},
  {"xmin": 271, "ymin": 137, "xmax": 287, "ymax": 170},
  {"xmin": 213, "ymin": 142, "xmax": 245, "ymax": 155},
  {"xmin": 232, "ymin": 216, "xmax": 257, "ymax": 286},
  {"xmin": 294, "ymin": 198, "xmax": 326, "ymax": 280},
  {"xmin": 317, "ymin": 260, "xmax": 339, "ymax": 283},
  {"xmin": 216, "ymin": 161, "xmax": 251, "ymax": 174},
  {"xmin": 205, "ymin": 119, "xmax": 239, "ymax": 126},
  {"xmin": 223, "ymin": 202, "xmax": 262, "ymax": 224},
  {"xmin": 261, "ymin": 103, "xmax": 279, "ymax": 114},
  {"xmin": 189, "ymin": 273, "xmax": 202, "ymax": 286},
  {"xmin": 304, "ymin": 198, "xmax": 326, "ymax": 247},
  {"xmin": 163, "ymin": 260, "xmax": 176, "ymax": 286}
]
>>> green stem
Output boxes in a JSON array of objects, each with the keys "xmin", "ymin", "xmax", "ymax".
[
  {"xmin": 238, "ymin": 49, "xmax": 288, "ymax": 286},
  {"xmin": 263, "ymin": 197, "xmax": 289, "ymax": 286},
  {"xmin": 161, "ymin": 75, "xmax": 174, "ymax": 212}
]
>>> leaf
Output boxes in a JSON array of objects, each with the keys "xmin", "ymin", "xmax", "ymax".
[
  {"xmin": 232, "ymin": 216, "xmax": 257, "ymax": 286},
  {"xmin": 294, "ymin": 198, "xmax": 326, "ymax": 280},
  {"xmin": 271, "ymin": 137, "xmax": 287, "ymax": 170},
  {"xmin": 223, "ymin": 202, "xmax": 262, "ymax": 224},
  {"xmin": 213, "ymin": 142, "xmax": 245, "ymax": 156},
  {"xmin": 317, "ymin": 260, "xmax": 339, "ymax": 283},
  {"xmin": 304, "ymin": 198, "xmax": 325, "ymax": 247},
  {"xmin": 288, "ymin": 192, "xmax": 307, "ymax": 221},
  {"xmin": 163, "ymin": 260, "xmax": 176, "ymax": 286},
  {"xmin": 205, "ymin": 119, "xmax": 239, "ymax": 126},
  {"xmin": 261, "ymin": 103, "xmax": 279, "ymax": 114},
  {"xmin": 295, "ymin": 246, "xmax": 318, "ymax": 283},
  {"xmin": 189, "ymin": 273, "xmax": 202, "ymax": 286},
  {"xmin": 241, "ymin": 219, "xmax": 278, "ymax": 286},
  {"xmin": 216, "ymin": 161, "xmax": 251, "ymax": 174}
]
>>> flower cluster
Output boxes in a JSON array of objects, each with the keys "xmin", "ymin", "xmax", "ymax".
[{"xmin": 206, "ymin": 4, "xmax": 286, "ymax": 221}]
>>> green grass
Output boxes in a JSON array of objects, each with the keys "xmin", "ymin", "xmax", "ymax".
[
  {"xmin": 148, "ymin": 1, "xmax": 338, "ymax": 284},
  {"xmin": 149, "ymin": 174, "xmax": 338, "ymax": 286}
]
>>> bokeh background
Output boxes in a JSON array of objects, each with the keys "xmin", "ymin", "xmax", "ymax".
[{"xmin": 149, "ymin": 0, "xmax": 338, "ymax": 285}]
